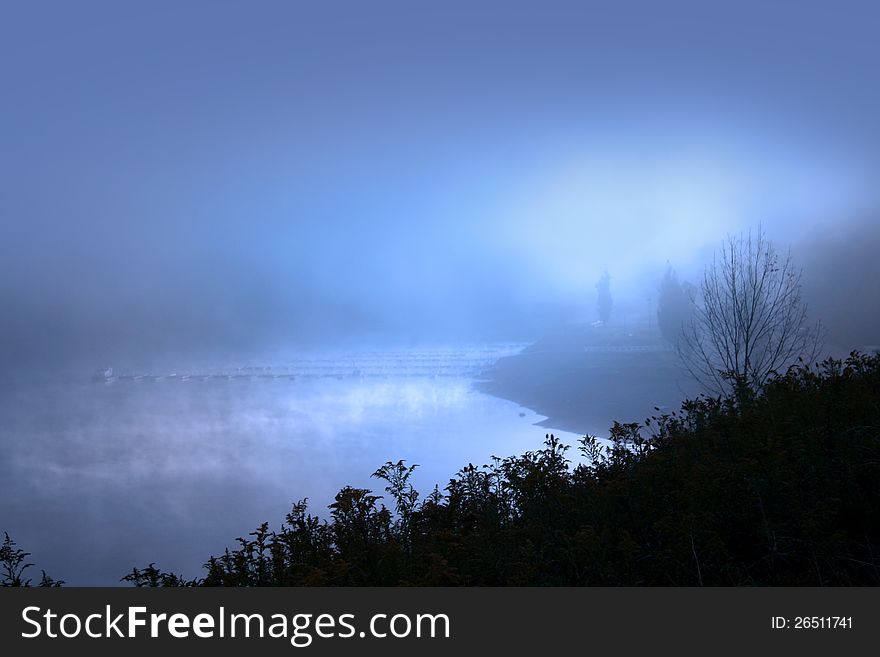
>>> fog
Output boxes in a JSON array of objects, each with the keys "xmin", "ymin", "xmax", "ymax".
[{"xmin": 2, "ymin": 1, "xmax": 879, "ymax": 583}]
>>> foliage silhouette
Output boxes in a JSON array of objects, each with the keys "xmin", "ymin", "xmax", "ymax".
[
  {"xmin": 121, "ymin": 352, "xmax": 880, "ymax": 586},
  {"xmin": 0, "ymin": 532, "xmax": 63, "ymax": 587},
  {"xmin": 657, "ymin": 264, "xmax": 694, "ymax": 345},
  {"xmin": 678, "ymin": 229, "xmax": 824, "ymax": 396},
  {"xmin": 5, "ymin": 352, "xmax": 879, "ymax": 586}
]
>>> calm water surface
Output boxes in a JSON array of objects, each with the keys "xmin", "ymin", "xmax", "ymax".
[{"xmin": 1, "ymin": 344, "xmax": 580, "ymax": 584}]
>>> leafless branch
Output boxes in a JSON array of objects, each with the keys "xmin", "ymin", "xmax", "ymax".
[{"xmin": 677, "ymin": 228, "xmax": 824, "ymax": 396}]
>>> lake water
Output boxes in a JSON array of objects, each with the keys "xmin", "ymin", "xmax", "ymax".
[{"xmin": 0, "ymin": 344, "xmax": 581, "ymax": 585}]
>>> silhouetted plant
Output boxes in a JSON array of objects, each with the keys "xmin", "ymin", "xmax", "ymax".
[
  {"xmin": 122, "ymin": 563, "xmax": 199, "ymax": 587},
  {"xmin": 678, "ymin": 229, "xmax": 824, "ymax": 396},
  {"xmin": 1, "ymin": 533, "xmax": 63, "ymax": 587},
  {"xmin": 657, "ymin": 264, "xmax": 695, "ymax": 345}
]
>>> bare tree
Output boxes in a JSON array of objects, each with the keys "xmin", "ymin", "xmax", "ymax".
[{"xmin": 678, "ymin": 229, "xmax": 823, "ymax": 396}]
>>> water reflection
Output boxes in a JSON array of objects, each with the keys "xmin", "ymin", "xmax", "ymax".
[{"xmin": 1, "ymin": 345, "xmax": 579, "ymax": 584}]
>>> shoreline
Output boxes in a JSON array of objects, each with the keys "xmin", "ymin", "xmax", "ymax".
[{"xmin": 476, "ymin": 325, "xmax": 702, "ymax": 438}]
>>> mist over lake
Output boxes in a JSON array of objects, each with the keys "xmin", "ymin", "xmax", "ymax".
[
  {"xmin": 3, "ymin": 1, "xmax": 880, "ymax": 586},
  {"xmin": 1, "ymin": 345, "xmax": 584, "ymax": 585}
]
